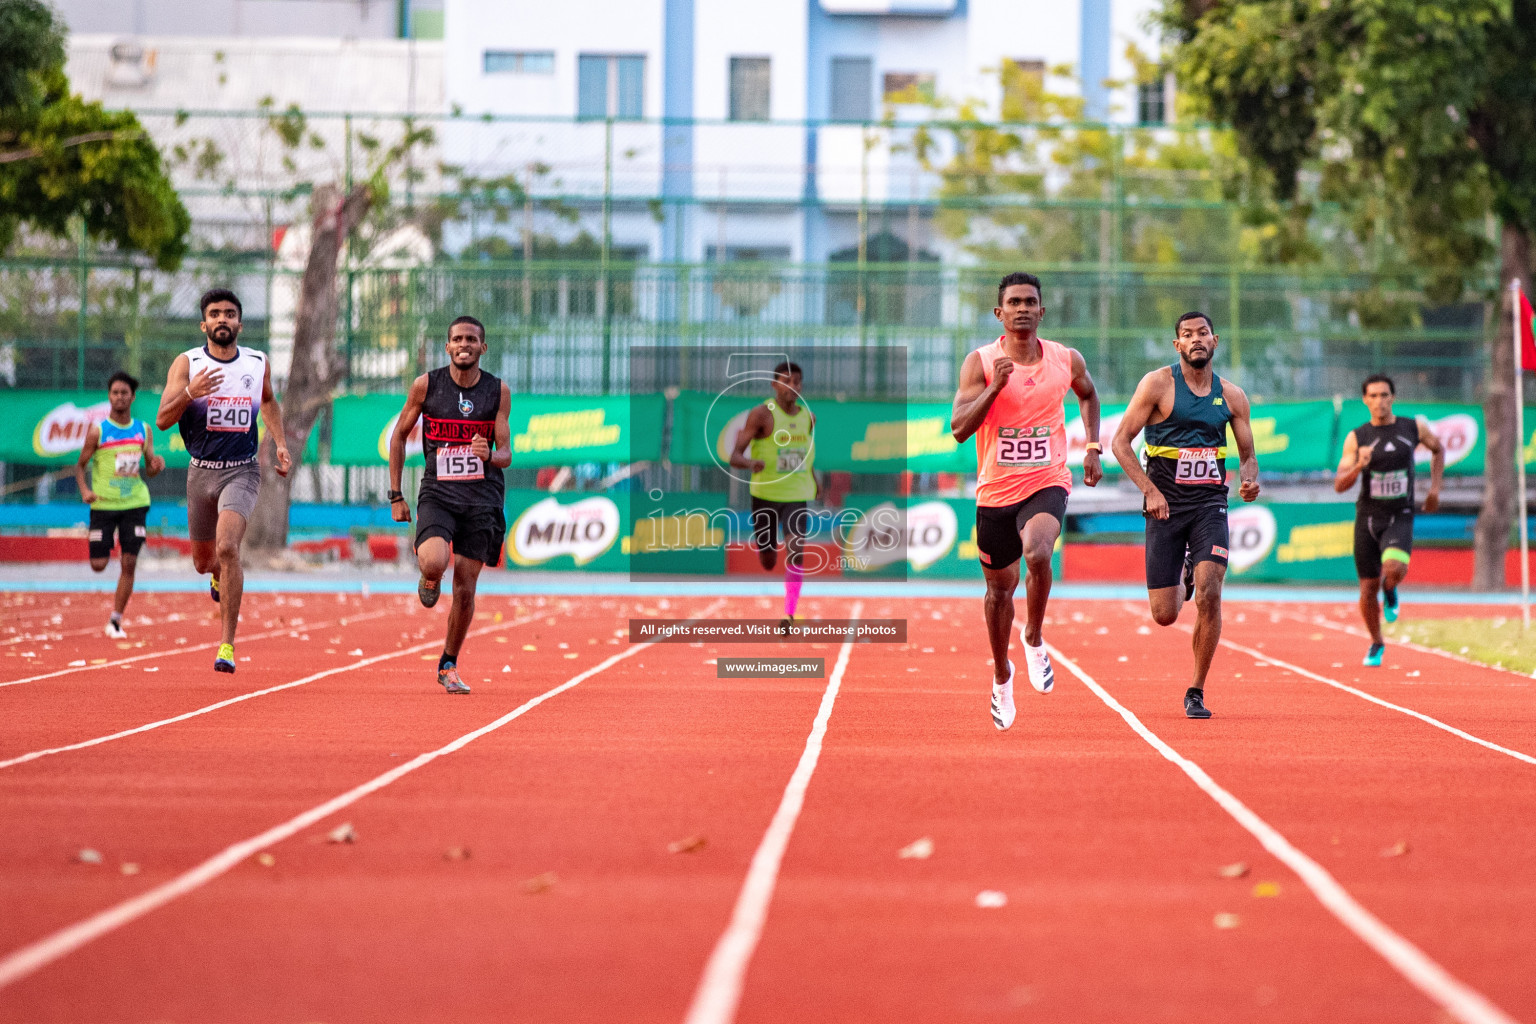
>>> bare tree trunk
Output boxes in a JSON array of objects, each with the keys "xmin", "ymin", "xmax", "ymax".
[
  {"xmin": 246, "ymin": 182, "xmax": 374, "ymax": 552},
  {"xmin": 1473, "ymin": 222, "xmax": 1532, "ymax": 589}
]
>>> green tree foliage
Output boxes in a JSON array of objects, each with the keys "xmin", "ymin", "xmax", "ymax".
[
  {"xmin": 1162, "ymin": 0, "xmax": 1533, "ymax": 588},
  {"xmin": 0, "ymin": 0, "xmax": 189, "ymax": 268}
]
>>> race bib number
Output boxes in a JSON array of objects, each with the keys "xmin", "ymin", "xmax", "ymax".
[
  {"xmin": 996, "ymin": 426, "xmax": 1052, "ymax": 468},
  {"xmin": 435, "ymin": 445, "xmax": 484, "ymax": 481},
  {"xmin": 1174, "ymin": 447, "xmax": 1223, "ymax": 485},
  {"xmin": 776, "ymin": 447, "xmax": 808, "ymax": 473},
  {"xmin": 1370, "ymin": 469, "xmax": 1409, "ymax": 500},
  {"xmin": 113, "ymin": 452, "xmax": 141, "ymax": 478},
  {"xmin": 206, "ymin": 396, "xmax": 254, "ymax": 433}
]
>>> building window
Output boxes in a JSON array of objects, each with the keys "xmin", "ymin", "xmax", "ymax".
[
  {"xmin": 484, "ymin": 50, "xmax": 554, "ymax": 74},
  {"xmin": 578, "ymin": 54, "xmax": 645, "ymax": 119},
  {"xmin": 829, "ymin": 56, "xmax": 873, "ymax": 122},
  {"xmin": 882, "ymin": 72, "xmax": 935, "ymax": 104},
  {"xmin": 729, "ymin": 57, "xmax": 771, "ymax": 121},
  {"xmin": 1137, "ymin": 75, "xmax": 1168, "ymax": 125},
  {"xmin": 1001, "ymin": 59, "xmax": 1045, "ymax": 119}
]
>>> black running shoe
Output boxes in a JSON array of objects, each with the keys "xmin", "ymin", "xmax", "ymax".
[
  {"xmin": 1182, "ymin": 547, "xmax": 1195, "ymax": 602},
  {"xmin": 418, "ymin": 577, "xmax": 441, "ymax": 609},
  {"xmin": 1184, "ymin": 688, "xmax": 1212, "ymax": 719}
]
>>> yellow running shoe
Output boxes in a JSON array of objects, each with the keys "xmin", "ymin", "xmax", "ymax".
[{"xmin": 214, "ymin": 642, "xmax": 235, "ymax": 673}]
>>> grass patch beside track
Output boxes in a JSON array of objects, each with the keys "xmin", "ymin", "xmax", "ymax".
[{"xmin": 1391, "ymin": 616, "xmax": 1536, "ymax": 674}]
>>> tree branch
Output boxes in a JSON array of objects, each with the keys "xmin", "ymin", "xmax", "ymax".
[{"xmin": 0, "ymin": 129, "xmax": 141, "ymax": 164}]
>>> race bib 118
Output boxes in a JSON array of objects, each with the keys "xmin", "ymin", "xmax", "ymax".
[
  {"xmin": 1370, "ymin": 469, "xmax": 1409, "ymax": 500},
  {"xmin": 996, "ymin": 426, "xmax": 1052, "ymax": 468},
  {"xmin": 1174, "ymin": 447, "xmax": 1223, "ymax": 485},
  {"xmin": 436, "ymin": 445, "xmax": 484, "ymax": 481},
  {"xmin": 206, "ymin": 396, "xmax": 254, "ymax": 433}
]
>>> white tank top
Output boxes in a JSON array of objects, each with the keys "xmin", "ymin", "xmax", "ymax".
[{"xmin": 178, "ymin": 344, "xmax": 267, "ymax": 464}]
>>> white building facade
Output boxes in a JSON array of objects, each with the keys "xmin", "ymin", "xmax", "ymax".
[{"xmin": 442, "ymin": 0, "xmax": 1163, "ymax": 264}]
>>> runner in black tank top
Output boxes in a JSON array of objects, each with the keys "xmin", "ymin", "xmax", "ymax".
[
  {"xmin": 389, "ymin": 316, "xmax": 513, "ymax": 695},
  {"xmin": 1114, "ymin": 311, "xmax": 1261, "ymax": 719},
  {"xmin": 1333, "ymin": 374, "xmax": 1445, "ymax": 667}
]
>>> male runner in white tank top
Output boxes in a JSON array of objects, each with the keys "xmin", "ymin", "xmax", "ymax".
[{"xmin": 156, "ymin": 289, "xmax": 291, "ymax": 673}]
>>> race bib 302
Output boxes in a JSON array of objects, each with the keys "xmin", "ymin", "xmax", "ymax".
[{"xmin": 1174, "ymin": 447, "xmax": 1223, "ymax": 485}]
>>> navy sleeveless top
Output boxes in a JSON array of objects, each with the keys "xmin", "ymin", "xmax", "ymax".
[{"xmin": 1143, "ymin": 364, "xmax": 1232, "ymax": 511}]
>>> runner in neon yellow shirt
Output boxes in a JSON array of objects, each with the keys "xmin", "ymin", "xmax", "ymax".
[
  {"xmin": 730, "ymin": 361, "xmax": 817, "ymax": 630},
  {"xmin": 74, "ymin": 371, "xmax": 165, "ymax": 638}
]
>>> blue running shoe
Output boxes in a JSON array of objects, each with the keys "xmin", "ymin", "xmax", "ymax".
[
  {"xmin": 1364, "ymin": 642, "xmax": 1385, "ymax": 667},
  {"xmin": 1383, "ymin": 587, "xmax": 1399, "ymax": 623}
]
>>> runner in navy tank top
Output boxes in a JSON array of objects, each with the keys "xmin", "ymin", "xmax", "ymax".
[
  {"xmin": 389, "ymin": 315, "xmax": 512, "ymax": 695},
  {"xmin": 1113, "ymin": 311, "xmax": 1261, "ymax": 719}
]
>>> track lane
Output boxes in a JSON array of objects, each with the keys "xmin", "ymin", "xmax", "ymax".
[
  {"xmin": 1058, "ymin": 601, "xmax": 1536, "ymax": 1020},
  {"xmin": 0, "ymin": 595, "xmax": 855, "ymax": 1024},
  {"xmin": 729, "ymin": 598, "xmax": 1445, "ymax": 1024}
]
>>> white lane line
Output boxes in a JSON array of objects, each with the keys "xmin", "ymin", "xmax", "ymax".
[
  {"xmin": 0, "ymin": 608, "xmax": 392, "ymax": 689},
  {"xmin": 0, "ymin": 611, "xmax": 555, "ymax": 771},
  {"xmin": 0, "ymin": 597, "xmax": 726, "ymax": 991},
  {"xmin": 1046, "ymin": 643, "xmax": 1521, "ymax": 1024},
  {"xmin": 1218, "ymin": 638, "xmax": 1536, "ymax": 767},
  {"xmin": 684, "ymin": 600, "xmax": 863, "ymax": 1024}
]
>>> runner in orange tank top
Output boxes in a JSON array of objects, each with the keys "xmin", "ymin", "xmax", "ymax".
[{"xmin": 951, "ymin": 273, "xmax": 1103, "ymax": 730}]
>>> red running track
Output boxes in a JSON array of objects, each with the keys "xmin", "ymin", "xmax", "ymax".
[{"xmin": 0, "ymin": 590, "xmax": 1533, "ymax": 1023}]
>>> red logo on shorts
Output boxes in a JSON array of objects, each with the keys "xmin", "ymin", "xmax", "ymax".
[
  {"xmin": 979, "ymin": 549, "xmax": 991, "ymax": 564},
  {"xmin": 1211, "ymin": 545, "xmax": 1229, "ymax": 558}
]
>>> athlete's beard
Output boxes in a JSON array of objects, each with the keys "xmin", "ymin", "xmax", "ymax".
[
  {"xmin": 1184, "ymin": 352, "xmax": 1211, "ymax": 369},
  {"xmin": 209, "ymin": 326, "xmax": 236, "ymax": 346}
]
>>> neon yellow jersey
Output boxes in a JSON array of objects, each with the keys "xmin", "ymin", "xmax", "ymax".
[
  {"xmin": 749, "ymin": 399, "xmax": 815, "ymax": 502},
  {"xmin": 89, "ymin": 417, "xmax": 151, "ymax": 511}
]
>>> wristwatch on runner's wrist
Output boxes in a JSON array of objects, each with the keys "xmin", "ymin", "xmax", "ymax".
[{"xmin": 388, "ymin": 490, "xmax": 404, "ymax": 503}]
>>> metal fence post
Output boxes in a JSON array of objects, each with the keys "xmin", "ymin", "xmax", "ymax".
[{"xmin": 75, "ymin": 218, "xmax": 88, "ymax": 391}]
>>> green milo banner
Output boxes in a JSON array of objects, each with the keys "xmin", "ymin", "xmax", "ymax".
[
  {"xmin": 500, "ymin": 489, "xmax": 730, "ymax": 575},
  {"xmin": 668, "ymin": 391, "xmax": 976, "ymax": 473},
  {"xmin": 833, "ymin": 495, "xmax": 1059, "ymax": 580},
  {"xmin": 330, "ymin": 393, "xmax": 663, "ymax": 467},
  {"xmin": 1225, "ymin": 501, "xmax": 1362, "ymax": 583},
  {"xmin": 1, "ymin": 390, "xmax": 315, "ymax": 467}
]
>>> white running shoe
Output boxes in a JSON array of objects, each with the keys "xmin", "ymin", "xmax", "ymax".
[
  {"xmin": 991, "ymin": 660, "xmax": 1016, "ymax": 731},
  {"xmin": 1023, "ymin": 640, "xmax": 1054, "ymax": 693},
  {"xmin": 105, "ymin": 620, "xmax": 127, "ymax": 640}
]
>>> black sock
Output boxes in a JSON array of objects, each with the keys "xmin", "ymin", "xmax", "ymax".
[
  {"xmin": 439, "ymin": 651, "xmax": 456, "ymax": 672},
  {"xmin": 1384, "ymin": 585, "xmax": 1397, "ymax": 602},
  {"xmin": 1186, "ymin": 686, "xmax": 1203, "ymax": 700},
  {"xmin": 109, "ymin": 611, "xmax": 122, "ymax": 625}
]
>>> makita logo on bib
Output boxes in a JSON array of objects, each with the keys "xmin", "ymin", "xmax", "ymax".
[{"xmin": 458, "ymin": 393, "xmax": 474, "ymax": 415}]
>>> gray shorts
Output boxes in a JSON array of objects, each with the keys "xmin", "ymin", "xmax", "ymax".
[{"xmin": 186, "ymin": 461, "xmax": 261, "ymax": 542}]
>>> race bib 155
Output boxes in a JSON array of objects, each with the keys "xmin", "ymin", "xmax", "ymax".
[{"xmin": 436, "ymin": 445, "xmax": 484, "ymax": 481}]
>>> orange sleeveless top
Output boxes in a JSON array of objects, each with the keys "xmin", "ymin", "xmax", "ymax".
[{"xmin": 973, "ymin": 337, "xmax": 1074, "ymax": 507}]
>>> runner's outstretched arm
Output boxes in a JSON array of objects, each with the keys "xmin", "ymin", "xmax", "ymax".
[
  {"xmin": 1224, "ymin": 382, "xmax": 1261, "ymax": 502},
  {"xmin": 1113, "ymin": 369, "xmax": 1170, "ymax": 519},
  {"xmin": 950, "ymin": 350, "xmax": 1010, "ymax": 443},
  {"xmin": 1416, "ymin": 416, "xmax": 1444, "ymax": 512},
  {"xmin": 258, "ymin": 359, "xmax": 291, "ymax": 477},
  {"xmin": 389, "ymin": 374, "xmax": 429, "ymax": 524},
  {"xmin": 1068, "ymin": 348, "xmax": 1103, "ymax": 486}
]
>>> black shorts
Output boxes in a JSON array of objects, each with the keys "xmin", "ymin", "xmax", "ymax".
[
  {"xmin": 1355, "ymin": 509, "xmax": 1414, "ymax": 579},
  {"xmin": 1145, "ymin": 503, "xmax": 1229, "ymax": 589},
  {"xmin": 414, "ymin": 496, "xmax": 507, "ymax": 567},
  {"xmin": 750, "ymin": 498, "xmax": 812, "ymax": 551},
  {"xmin": 975, "ymin": 486, "xmax": 1069, "ymax": 570},
  {"xmin": 88, "ymin": 506, "xmax": 148, "ymax": 560}
]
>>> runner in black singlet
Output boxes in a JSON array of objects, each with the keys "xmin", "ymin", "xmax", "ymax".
[
  {"xmin": 1333, "ymin": 374, "xmax": 1444, "ymax": 667},
  {"xmin": 389, "ymin": 315, "xmax": 512, "ymax": 695},
  {"xmin": 1114, "ymin": 311, "xmax": 1261, "ymax": 719}
]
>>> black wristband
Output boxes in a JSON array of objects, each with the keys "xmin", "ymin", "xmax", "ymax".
[{"xmin": 388, "ymin": 490, "xmax": 404, "ymax": 502}]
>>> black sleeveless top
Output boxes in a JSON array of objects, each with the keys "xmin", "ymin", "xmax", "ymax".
[
  {"xmin": 419, "ymin": 365, "xmax": 504, "ymax": 508},
  {"xmin": 1143, "ymin": 364, "xmax": 1233, "ymax": 512},
  {"xmin": 1351, "ymin": 417, "xmax": 1419, "ymax": 515}
]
